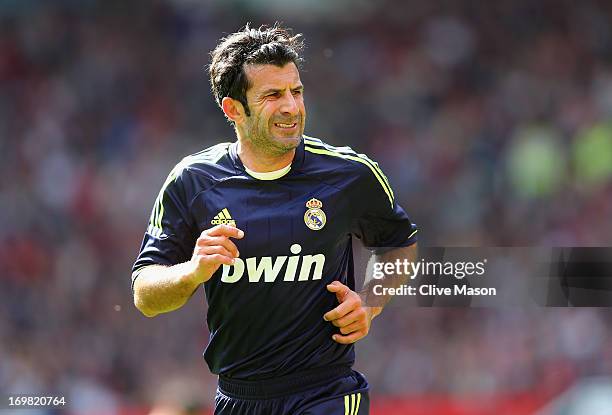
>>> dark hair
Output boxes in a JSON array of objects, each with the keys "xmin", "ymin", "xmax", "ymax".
[{"xmin": 209, "ymin": 23, "xmax": 304, "ymax": 116}]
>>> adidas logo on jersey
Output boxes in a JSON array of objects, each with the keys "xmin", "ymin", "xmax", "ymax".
[
  {"xmin": 211, "ymin": 208, "xmax": 236, "ymax": 226},
  {"xmin": 221, "ymin": 243, "xmax": 326, "ymax": 283}
]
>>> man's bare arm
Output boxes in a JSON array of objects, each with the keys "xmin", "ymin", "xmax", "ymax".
[
  {"xmin": 133, "ymin": 225, "xmax": 244, "ymax": 318},
  {"xmin": 133, "ymin": 262, "xmax": 202, "ymax": 317},
  {"xmin": 362, "ymin": 242, "xmax": 419, "ymax": 319}
]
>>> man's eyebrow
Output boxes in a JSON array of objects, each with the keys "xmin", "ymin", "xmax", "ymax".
[
  {"xmin": 259, "ymin": 85, "xmax": 304, "ymax": 95},
  {"xmin": 260, "ymin": 88, "xmax": 281, "ymax": 95}
]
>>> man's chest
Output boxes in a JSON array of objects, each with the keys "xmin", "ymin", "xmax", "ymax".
[{"xmin": 190, "ymin": 177, "xmax": 353, "ymax": 258}]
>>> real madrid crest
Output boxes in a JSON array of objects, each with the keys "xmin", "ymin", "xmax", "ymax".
[{"xmin": 304, "ymin": 198, "xmax": 326, "ymax": 231}]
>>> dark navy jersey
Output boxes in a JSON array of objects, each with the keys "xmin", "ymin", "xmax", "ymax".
[{"xmin": 132, "ymin": 135, "xmax": 417, "ymax": 380}]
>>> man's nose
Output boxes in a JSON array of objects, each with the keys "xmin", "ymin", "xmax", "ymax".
[{"xmin": 279, "ymin": 91, "xmax": 299, "ymax": 116}]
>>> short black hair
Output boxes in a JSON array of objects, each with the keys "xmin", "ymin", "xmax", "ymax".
[{"xmin": 209, "ymin": 23, "xmax": 304, "ymax": 116}]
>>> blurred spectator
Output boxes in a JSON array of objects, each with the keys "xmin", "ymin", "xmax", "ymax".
[
  {"xmin": 505, "ymin": 125, "xmax": 566, "ymax": 199},
  {"xmin": 573, "ymin": 123, "xmax": 612, "ymax": 190}
]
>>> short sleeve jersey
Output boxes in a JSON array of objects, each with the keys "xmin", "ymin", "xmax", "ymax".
[{"xmin": 132, "ymin": 136, "xmax": 418, "ymax": 380}]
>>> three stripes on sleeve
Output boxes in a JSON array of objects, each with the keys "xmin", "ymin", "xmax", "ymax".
[{"xmin": 344, "ymin": 392, "xmax": 362, "ymax": 415}]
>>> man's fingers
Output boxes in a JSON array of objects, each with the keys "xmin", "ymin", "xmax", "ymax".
[
  {"xmin": 195, "ymin": 253, "xmax": 235, "ymax": 267},
  {"xmin": 330, "ymin": 308, "xmax": 365, "ymax": 328},
  {"xmin": 327, "ymin": 281, "xmax": 351, "ymax": 304},
  {"xmin": 197, "ymin": 236, "xmax": 240, "ymax": 258},
  {"xmin": 323, "ymin": 298, "xmax": 360, "ymax": 322},
  {"xmin": 206, "ymin": 225, "xmax": 245, "ymax": 239},
  {"xmin": 326, "ymin": 281, "xmax": 349, "ymax": 298},
  {"xmin": 332, "ymin": 331, "xmax": 365, "ymax": 344},
  {"xmin": 323, "ymin": 282, "xmax": 361, "ymax": 321},
  {"xmin": 195, "ymin": 245, "xmax": 234, "ymax": 259},
  {"xmin": 339, "ymin": 320, "xmax": 365, "ymax": 335},
  {"xmin": 324, "ymin": 281, "xmax": 371, "ymax": 344},
  {"xmin": 191, "ymin": 226, "xmax": 243, "ymax": 282}
]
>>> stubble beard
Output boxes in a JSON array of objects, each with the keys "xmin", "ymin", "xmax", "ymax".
[{"xmin": 246, "ymin": 117, "xmax": 303, "ymax": 158}]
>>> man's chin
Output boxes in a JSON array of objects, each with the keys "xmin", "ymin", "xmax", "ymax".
[{"xmin": 274, "ymin": 134, "xmax": 302, "ymax": 149}]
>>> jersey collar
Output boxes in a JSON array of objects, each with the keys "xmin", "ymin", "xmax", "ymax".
[{"xmin": 229, "ymin": 137, "xmax": 305, "ymax": 178}]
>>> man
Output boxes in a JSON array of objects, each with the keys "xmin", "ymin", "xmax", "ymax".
[{"xmin": 132, "ymin": 24, "xmax": 418, "ymax": 415}]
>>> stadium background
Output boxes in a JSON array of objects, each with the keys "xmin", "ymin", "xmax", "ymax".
[{"xmin": 1, "ymin": 0, "xmax": 612, "ymax": 414}]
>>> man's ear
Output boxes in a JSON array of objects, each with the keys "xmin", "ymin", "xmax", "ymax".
[{"xmin": 222, "ymin": 97, "xmax": 245, "ymax": 123}]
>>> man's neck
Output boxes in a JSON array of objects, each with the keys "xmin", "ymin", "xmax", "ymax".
[{"xmin": 236, "ymin": 140, "xmax": 296, "ymax": 173}]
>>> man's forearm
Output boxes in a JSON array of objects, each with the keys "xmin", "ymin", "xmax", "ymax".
[
  {"xmin": 133, "ymin": 262, "xmax": 201, "ymax": 317},
  {"xmin": 361, "ymin": 243, "xmax": 419, "ymax": 318}
]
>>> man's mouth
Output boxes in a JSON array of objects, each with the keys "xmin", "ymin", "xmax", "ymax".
[{"xmin": 274, "ymin": 122, "xmax": 297, "ymax": 129}]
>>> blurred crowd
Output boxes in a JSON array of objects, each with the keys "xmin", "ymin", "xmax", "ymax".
[{"xmin": 1, "ymin": 0, "xmax": 612, "ymax": 412}]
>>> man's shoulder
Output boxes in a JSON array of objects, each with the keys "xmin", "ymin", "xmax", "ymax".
[
  {"xmin": 179, "ymin": 142, "xmax": 232, "ymax": 169},
  {"xmin": 302, "ymin": 135, "xmax": 381, "ymax": 175},
  {"xmin": 303, "ymin": 135, "xmax": 394, "ymax": 206},
  {"xmin": 168, "ymin": 142, "xmax": 233, "ymax": 178},
  {"xmin": 156, "ymin": 142, "xmax": 233, "ymax": 195}
]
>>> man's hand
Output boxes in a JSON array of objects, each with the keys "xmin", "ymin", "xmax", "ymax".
[
  {"xmin": 323, "ymin": 281, "xmax": 382, "ymax": 344},
  {"xmin": 191, "ymin": 224, "xmax": 244, "ymax": 284}
]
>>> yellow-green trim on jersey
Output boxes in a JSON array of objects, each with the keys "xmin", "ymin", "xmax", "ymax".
[
  {"xmin": 149, "ymin": 143, "xmax": 230, "ymax": 236},
  {"xmin": 303, "ymin": 136, "xmax": 395, "ymax": 208},
  {"xmin": 344, "ymin": 392, "xmax": 361, "ymax": 415}
]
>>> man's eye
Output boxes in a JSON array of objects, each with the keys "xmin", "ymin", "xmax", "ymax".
[
  {"xmin": 292, "ymin": 90, "xmax": 303, "ymax": 96},
  {"xmin": 267, "ymin": 92, "xmax": 281, "ymax": 98}
]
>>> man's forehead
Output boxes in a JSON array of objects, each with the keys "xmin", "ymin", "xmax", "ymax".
[{"xmin": 244, "ymin": 63, "xmax": 302, "ymax": 91}]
